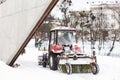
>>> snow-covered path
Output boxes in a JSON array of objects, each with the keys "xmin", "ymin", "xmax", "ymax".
[
  {"xmin": 1, "ymin": 39, "xmax": 120, "ymax": 80},
  {"xmin": 16, "ymin": 52, "xmax": 120, "ymax": 80}
]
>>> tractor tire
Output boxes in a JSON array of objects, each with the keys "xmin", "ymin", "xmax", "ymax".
[
  {"xmin": 38, "ymin": 62, "xmax": 42, "ymax": 65},
  {"xmin": 65, "ymin": 63, "xmax": 72, "ymax": 74},
  {"xmin": 49, "ymin": 53, "xmax": 58, "ymax": 70},
  {"xmin": 42, "ymin": 61, "xmax": 47, "ymax": 67},
  {"xmin": 91, "ymin": 63, "xmax": 99, "ymax": 75},
  {"xmin": 42, "ymin": 54, "xmax": 47, "ymax": 67}
]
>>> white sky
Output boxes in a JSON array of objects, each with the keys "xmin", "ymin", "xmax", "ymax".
[
  {"xmin": 51, "ymin": 0, "xmax": 120, "ymax": 18},
  {"xmin": 70, "ymin": 0, "xmax": 120, "ymax": 10}
]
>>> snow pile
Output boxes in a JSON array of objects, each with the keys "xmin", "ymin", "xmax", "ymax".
[
  {"xmin": 0, "ymin": 60, "xmax": 37, "ymax": 80},
  {"xmin": 0, "ymin": 61, "xmax": 11, "ymax": 69}
]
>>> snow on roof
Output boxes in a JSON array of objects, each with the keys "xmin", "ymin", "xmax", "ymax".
[
  {"xmin": 0, "ymin": 0, "xmax": 58, "ymax": 66},
  {"xmin": 51, "ymin": 26, "xmax": 76, "ymax": 31}
]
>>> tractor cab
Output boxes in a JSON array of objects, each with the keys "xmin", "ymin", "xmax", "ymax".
[{"xmin": 49, "ymin": 27, "xmax": 81, "ymax": 55}]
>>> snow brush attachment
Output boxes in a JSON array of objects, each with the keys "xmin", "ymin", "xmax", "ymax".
[
  {"xmin": 57, "ymin": 53, "xmax": 99, "ymax": 75},
  {"xmin": 58, "ymin": 63, "xmax": 99, "ymax": 75},
  {"xmin": 58, "ymin": 64, "xmax": 91, "ymax": 74}
]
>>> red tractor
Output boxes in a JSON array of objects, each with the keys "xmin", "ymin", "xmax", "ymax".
[{"xmin": 38, "ymin": 26, "xmax": 99, "ymax": 74}]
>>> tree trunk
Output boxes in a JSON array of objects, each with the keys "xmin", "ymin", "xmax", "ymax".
[{"xmin": 107, "ymin": 31, "xmax": 117, "ymax": 56}]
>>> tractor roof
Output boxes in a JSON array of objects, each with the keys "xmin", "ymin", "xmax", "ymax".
[{"xmin": 51, "ymin": 26, "xmax": 76, "ymax": 31}]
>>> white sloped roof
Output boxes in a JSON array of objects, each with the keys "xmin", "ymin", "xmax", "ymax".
[{"xmin": 0, "ymin": 0, "xmax": 58, "ymax": 65}]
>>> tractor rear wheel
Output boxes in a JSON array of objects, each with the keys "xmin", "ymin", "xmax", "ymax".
[
  {"xmin": 42, "ymin": 54, "xmax": 47, "ymax": 67},
  {"xmin": 49, "ymin": 53, "xmax": 58, "ymax": 70},
  {"xmin": 42, "ymin": 61, "xmax": 46, "ymax": 67}
]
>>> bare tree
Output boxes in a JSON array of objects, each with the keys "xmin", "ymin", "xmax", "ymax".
[
  {"xmin": 93, "ymin": 7, "xmax": 108, "ymax": 54},
  {"xmin": 59, "ymin": 0, "xmax": 72, "ymax": 26},
  {"xmin": 107, "ymin": 30, "xmax": 117, "ymax": 56},
  {"xmin": 69, "ymin": 10, "xmax": 96, "ymax": 53},
  {"xmin": 103, "ymin": 3, "xmax": 120, "ymax": 56}
]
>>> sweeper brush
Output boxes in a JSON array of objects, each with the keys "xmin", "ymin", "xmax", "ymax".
[
  {"xmin": 57, "ymin": 53, "xmax": 99, "ymax": 74},
  {"xmin": 58, "ymin": 64, "xmax": 91, "ymax": 73}
]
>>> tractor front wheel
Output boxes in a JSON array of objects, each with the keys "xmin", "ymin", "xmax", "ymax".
[
  {"xmin": 65, "ymin": 63, "xmax": 72, "ymax": 74},
  {"xmin": 90, "ymin": 63, "xmax": 99, "ymax": 75}
]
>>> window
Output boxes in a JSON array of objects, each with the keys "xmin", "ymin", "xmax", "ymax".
[{"xmin": 50, "ymin": 31, "xmax": 56, "ymax": 44}]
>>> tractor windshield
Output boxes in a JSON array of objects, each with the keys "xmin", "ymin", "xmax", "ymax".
[{"xmin": 58, "ymin": 31, "xmax": 76, "ymax": 45}]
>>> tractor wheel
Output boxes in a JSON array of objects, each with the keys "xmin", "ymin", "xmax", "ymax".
[
  {"xmin": 49, "ymin": 53, "xmax": 58, "ymax": 70},
  {"xmin": 38, "ymin": 61, "xmax": 42, "ymax": 65},
  {"xmin": 91, "ymin": 63, "xmax": 99, "ymax": 75},
  {"xmin": 42, "ymin": 54, "xmax": 47, "ymax": 67},
  {"xmin": 42, "ymin": 61, "xmax": 46, "ymax": 67},
  {"xmin": 65, "ymin": 63, "xmax": 72, "ymax": 74}
]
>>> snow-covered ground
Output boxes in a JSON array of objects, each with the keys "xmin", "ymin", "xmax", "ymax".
[{"xmin": 1, "ymin": 39, "xmax": 120, "ymax": 80}]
